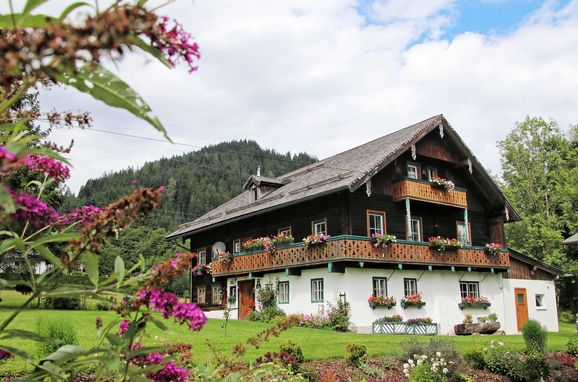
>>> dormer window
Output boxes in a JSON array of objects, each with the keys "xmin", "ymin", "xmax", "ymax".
[{"xmin": 407, "ymin": 163, "xmax": 419, "ymax": 179}]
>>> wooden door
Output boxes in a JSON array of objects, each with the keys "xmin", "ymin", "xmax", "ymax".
[
  {"xmin": 238, "ymin": 280, "xmax": 255, "ymax": 320},
  {"xmin": 515, "ymin": 288, "xmax": 529, "ymax": 331}
]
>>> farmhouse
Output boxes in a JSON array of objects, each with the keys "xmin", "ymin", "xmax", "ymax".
[{"xmin": 167, "ymin": 115, "xmax": 563, "ymax": 335}]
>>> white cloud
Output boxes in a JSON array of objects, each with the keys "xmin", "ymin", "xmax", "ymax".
[{"xmin": 19, "ymin": 0, "xmax": 578, "ymax": 193}]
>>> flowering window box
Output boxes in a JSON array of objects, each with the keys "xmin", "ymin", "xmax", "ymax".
[
  {"xmin": 401, "ymin": 294, "xmax": 425, "ymax": 309},
  {"xmin": 371, "ymin": 234, "xmax": 397, "ymax": 248},
  {"xmin": 484, "ymin": 243, "xmax": 503, "ymax": 257},
  {"xmin": 303, "ymin": 234, "xmax": 331, "ymax": 248},
  {"xmin": 430, "ymin": 176, "xmax": 455, "ymax": 191},
  {"xmin": 428, "ymin": 236, "xmax": 462, "ymax": 252},
  {"xmin": 459, "ymin": 295, "xmax": 490, "ymax": 309},
  {"xmin": 368, "ymin": 295, "xmax": 396, "ymax": 309}
]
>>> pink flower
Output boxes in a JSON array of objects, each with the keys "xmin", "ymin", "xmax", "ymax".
[
  {"xmin": 11, "ymin": 191, "xmax": 59, "ymax": 227},
  {"xmin": 0, "ymin": 349, "xmax": 14, "ymax": 361},
  {"xmin": 138, "ymin": 289, "xmax": 207, "ymax": 331},
  {"xmin": 26, "ymin": 155, "xmax": 70, "ymax": 180},
  {"xmin": 119, "ymin": 320, "xmax": 130, "ymax": 336},
  {"xmin": 148, "ymin": 361, "xmax": 188, "ymax": 382},
  {"xmin": 152, "ymin": 17, "xmax": 200, "ymax": 73},
  {"xmin": 58, "ymin": 205, "xmax": 101, "ymax": 225}
]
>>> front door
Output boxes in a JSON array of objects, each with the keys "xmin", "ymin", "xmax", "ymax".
[
  {"xmin": 515, "ymin": 288, "xmax": 529, "ymax": 331},
  {"xmin": 238, "ymin": 280, "xmax": 255, "ymax": 320}
]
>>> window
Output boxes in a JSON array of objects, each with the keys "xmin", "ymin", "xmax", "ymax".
[
  {"xmin": 404, "ymin": 278, "xmax": 417, "ymax": 297},
  {"xmin": 456, "ymin": 222, "xmax": 471, "ymax": 246},
  {"xmin": 427, "ymin": 167, "xmax": 438, "ymax": 181},
  {"xmin": 212, "ymin": 285, "xmax": 222, "ymax": 304},
  {"xmin": 312, "ymin": 219, "xmax": 327, "ymax": 235},
  {"xmin": 229, "ymin": 286, "xmax": 237, "ymax": 304},
  {"xmin": 408, "ymin": 217, "xmax": 422, "ymax": 241},
  {"xmin": 372, "ymin": 277, "xmax": 387, "ymax": 297},
  {"xmin": 535, "ymin": 294, "xmax": 545, "ymax": 308},
  {"xmin": 311, "ymin": 278, "xmax": 324, "ymax": 302},
  {"xmin": 197, "ymin": 287, "xmax": 206, "ymax": 304},
  {"xmin": 367, "ymin": 210, "xmax": 385, "ymax": 236},
  {"xmin": 233, "ymin": 239, "xmax": 241, "ymax": 254},
  {"xmin": 278, "ymin": 281, "xmax": 290, "ymax": 304},
  {"xmin": 252, "ymin": 187, "xmax": 258, "ymax": 201},
  {"xmin": 407, "ymin": 163, "xmax": 419, "ymax": 179},
  {"xmin": 459, "ymin": 281, "xmax": 479, "ymax": 299},
  {"xmin": 278, "ymin": 226, "xmax": 292, "ymax": 236},
  {"xmin": 198, "ymin": 249, "xmax": 207, "ymax": 265}
]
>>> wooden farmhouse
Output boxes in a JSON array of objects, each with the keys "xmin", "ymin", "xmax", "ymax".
[{"xmin": 167, "ymin": 115, "xmax": 563, "ymax": 335}]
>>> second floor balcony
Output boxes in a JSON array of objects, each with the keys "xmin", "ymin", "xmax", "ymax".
[
  {"xmin": 211, "ymin": 235, "xmax": 510, "ymax": 277},
  {"xmin": 393, "ymin": 178, "xmax": 468, "ymax": 209}
]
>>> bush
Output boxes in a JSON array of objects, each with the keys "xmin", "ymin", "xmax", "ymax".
[
  {"xmin": 95, "ymin": 301, "xmax": 111, "ymax": 311},
  {"xmin": 408, "ymin": 363, "xmax": 446, "ymax": 382},
  {"xmin": 567, "ymin": 335, "xmax": 578, "ymax": 356},
  {"xmin": 522, "ymin": 319, "xmax": 547, "ymax": 353},
  {"xmin": 327, "ymin": 299, "xmax": 350, "ymax": 332},
  {"xmin": 524, "ymin": 351, "xmax": 550, "ymax": 382},
  {"xmin": 43, "ymin": 297, "xmax": 83, "ymax": 310},
  {"xmin": 463, "ymin": 349, "xmax": 485, "ymax": 370},
  {"xmin": 298, "ymin": 365, "xmax": 319, "ymax": 382},
  {"xmin": 381, "ymin": 355, "xmax": 397, "ymax": 370},
  {"xmin": 37, "ymin": 319, "xmax": 79, "ymax": 358},
  {"xmin": 359, "ymin": 362, "xmax": 384, "ymax": 377},
  {"xmin": 280, "ymin": 342, "xmax": 304, "ymax": 370},
  {"xmin": 248, "ymin": 306, "xmax": 286, "ymax": 323},
  {"xmin": 482, "ymin": 343, "xmax": 526, "ymax": 382},
  {"xmin": 559, "ymin": 310, "xmax": 576, "ymax": 323},
  {"xmin": 345, "ymin": 343, "xmax": 367, "ymax": 367},
  {"xmin": 400, "ymin": 338, "xmax": 464, "ymax": 375}
]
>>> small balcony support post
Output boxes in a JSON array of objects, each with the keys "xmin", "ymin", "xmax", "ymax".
[
  {"xmin": 405, "ymin": 198, "xmax": 412, "ymax": 240},
  {"xmin": 463, "ymin": 208, "xmax": 470, "ymax": 245}
]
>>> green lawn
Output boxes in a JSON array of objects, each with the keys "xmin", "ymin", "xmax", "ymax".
[{"xmin": 0, "ymin": 290, "xmax": 576, "ymax": 376}]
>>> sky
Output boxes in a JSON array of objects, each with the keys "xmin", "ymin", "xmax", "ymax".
[{"xmin": 17, "ymin": 0, "xmax": 578, "ymax": 193}]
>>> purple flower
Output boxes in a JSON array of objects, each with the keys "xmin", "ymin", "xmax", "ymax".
[
  {"xmin": 26, "ymin": 155, "xmax": 70, "ymax": 180},
  {"xmin": 59, "ymin": 205, "xmax": 101, "ymax": 225},
  {"xmin": 0, "ymin": 349, "xmax": 14, "ymax": 361},
  {"xmin": 152, "ymin": 16, "xmax": 200, "ymax": 73},
  {"xmin": 146, "ymin": 352, "xmax": 164, "ymax": 365},
  {"xmin": 96, "ymin": 316, "xmax": 103, "ymax": 330},
  {"xmin": 138, "ymin": 289, "xmax": 207, "ymax": 331},
  {"xmin": 148, "ymin": 361, "xmax": 188, "ymax": 382},
  {"xmin": 119, "ymin": 320, "xmax": 130, "ymax": 336},
  {"xmin": 11, "ymin": 191, "xmax": 59, "ymax": 227},
  {"xmin": 0, "ymin": 146, "xmax": 17, "ymax": 162}
]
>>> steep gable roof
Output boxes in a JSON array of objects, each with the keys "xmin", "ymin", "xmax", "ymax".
[{"xmin": 167, "ymin": 114, "xmax": 519, "ymax": 240}]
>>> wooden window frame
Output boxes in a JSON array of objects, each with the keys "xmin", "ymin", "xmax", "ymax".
[
  {"xmin": 278, "ymin": 226, "xmax": 292, "ymax": 236},
  {"xmin": 456, "ymin": 221, "xmax": 472, "ymax": 246},
  {"xmin": 459, "ymin": 281, "xmax": 479, "ymax": 299},
  {"xmin": 404, "ymin": 278, "xmax": 418, "ymax": 297},
  {"xmin": 426, "ymin": 166, "xmax": 438, "ymax": 181},
  {"xmin": 372, "ymin": 277, "xmax": 388, "ymax": 297},
  {"xmin": 311, "ymin": 218, "xmax": 327, "ymax": 235},
  {"xmin": 197, "ymin": 248, "xmax": 207, "ymax": 265},
  {"xmin": 278, "ymin": 281, "xmax": 290, "ymax": 304},
  {"xmin": 233, "ymin": 239, "xmax": 241, "ymax": 254},
  {"xmin": 197, "ymin": 286, "xmax": 206, "ymax": 304},
  {"xmin": 366, "ymin": 210, "xmax": 386, "ymax": 237},
  {"xmin": 311, "ymin": 278, "xmax": 324, "ymax": 303},
  {"xmin": 407, "ymin": 162, "xmax": 421, "ymax": 180},
  {"xmin": 406, "ymin": 216, "xmax": 423, "ymax": 242},
  {"xmin": 212, "ymin": 285, "xmax": 222, "ymax": 305}
]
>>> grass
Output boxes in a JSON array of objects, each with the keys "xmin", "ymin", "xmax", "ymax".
[{"xmin": 0, "ymin": 290, "xmax": 576, "ymax": 376}]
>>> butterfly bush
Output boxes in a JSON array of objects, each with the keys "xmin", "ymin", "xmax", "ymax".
[
  {"xmin": 152, "ymin": 16, "xmax": 200, "ymax": 73},
  {"xmin": 11, "ymin": 191, "xmax": 59, "ymax": 227},
  {"xmin": 26, "ymin": 154, "xmax": 70, "ymax": 180},
  {"xmin": 0, "ymin": 349, "xmax": 14, "ymax": 361}
]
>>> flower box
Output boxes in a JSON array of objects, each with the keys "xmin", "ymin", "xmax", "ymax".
[
  {"xmin": 372, "ymin": 322, "xmax": 437, "ymax": 335},
  {"xmin": 428, "ymin": 236, "xmax": 462, "ymax": 252},
  {"xmin": 371, "ymin": 234, "xmax": 397, "ymax": 248},
  {"xmin": 369, "ymin": 301, "xmax": 396, "ymax": 310},
  {"xmin": 484, "ymin": 243, "xmax": 503, "ymax": 257},
  {"xmin": 458, "ymin": 302, "xmax": 491, "ymax": 310},
  {"xmin": 430, "ymin": 177, "xmax": 455, "ymax": 191},
  {"xmin": 401, "ymin": 301, "xmax": 426, "ymax": 309},
  {"xmin": 303, "ymin": 234, "xmax": 331, "ymax": 248}
]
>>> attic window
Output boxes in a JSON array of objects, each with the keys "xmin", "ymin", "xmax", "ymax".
[{"xmin": 252, "ymin": 187, "xmax": 258, "ymax": 201}]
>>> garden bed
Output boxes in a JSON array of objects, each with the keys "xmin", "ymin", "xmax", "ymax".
[{"xmin": 373, "ymin": 322, "xmax": 438, "ymax": 335}]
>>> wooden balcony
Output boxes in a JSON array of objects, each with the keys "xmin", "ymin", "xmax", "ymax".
[
  {"xmin": 393, "ymin": 178, "xmax": 467, "ymax": 209},
  {"xmin": 211, "ymin": 235, "xmax": 510, "ymax": 277}
]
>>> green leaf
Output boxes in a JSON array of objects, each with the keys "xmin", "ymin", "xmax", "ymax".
[
  {"xmin": 42, "ymin": 345, "xmax": 87, "ymax": 363},
  {"xmin": 150, "ymin": 317, "xmax": 168, "ymax": 331},
  {"xmin": 58, "ymin": 2, "xmax": 91, "ymax": 21},
  {"xmin": 52, "ymin": 64, "xmax": 169, "ymax": 140},
  {"xmin": 127, "ymin": 33, "xmax": 172, "ymax": 68},
  {"xmin": 22, "ymin": 0, "xmax": 49, "ymax": 15},
  {"xmin": 80, "ymin": 252, "xmax": 99, "ymax": 287},
  {"xmin": 0, "ymin": 186, "xmax": 16, "ymax": 215},
  {"xmin": 29, "ymin": 232, "xmax": 79, "ymax": 250},
  {"xmin": 114, "ymin": 256, "xmax": 125, "ymax": 283},
  {"xmin": 0, "ymin": 329, "xmax": 49, "ymax": 342},
  {"xmin": 35, "ymin": 244, "xmax": 64, "ymax": 268},
  {"xmin": 0, "ymin": 14, "xmax": 56, "ymax": 28}
]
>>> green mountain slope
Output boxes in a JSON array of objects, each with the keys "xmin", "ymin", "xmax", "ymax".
[{"xmin": 64, "ymin": 140, "xmax": 317, "ymax": 230}]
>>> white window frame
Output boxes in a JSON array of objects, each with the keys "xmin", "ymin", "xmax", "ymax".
[
  {"xmin": 409, "ymin": 217, "xmax": 422, "ymax": 242},
  {"xmin": 404, "ymin": 278, "xmax": 418, "ymax": 297},
  {"xmin": 278, "ymin": 281, "xmax": 290, "ymax": 304},
  {"xmin": 372, "ymin": 277, "xmax": 387, "ymax": 297},
  {"xmin": 312, "ymin": 219, "xmax": 327, "ymax": 235},
  {"xmin": 407, "ymin": 163, "xmax": 419, "ymax": 179},
  {"xmin": 459, "ymin": 281, "xmax": 479, "ymax": 299},
  {"xmin": 198, "ymin": 249, "xmax": 207, "ymax": 265},
  {"xmin": 197, "ymin": 286, "xmax": 206, "ymax": 304},
  {"xmin": 367, "ymin": 211, "xmax": 385, "ymax": 236},
  {"xmin": 233, "ymin": 239, "xmax": 241, "ymax": 254},
  {"xmin": 456, "ymin": 221, "xmax": 471, "ymax": 246},
  {"xmin": 311, "ymin": 278, "xmax": 324, "ymax": 303}
]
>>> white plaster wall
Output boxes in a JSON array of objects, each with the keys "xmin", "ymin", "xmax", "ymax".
[
  {"xmin": 501, "ymin": 279, "xmax": 559, "ymax": 334},
  {"xmin": 242, "ymin": 267, "xmax": 509, "ymax": 335}
]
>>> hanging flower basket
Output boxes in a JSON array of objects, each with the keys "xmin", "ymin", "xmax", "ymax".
[
  {"xmin": 368, "ymin": 295, "xmax": 396, "ymax": 309},
  {"xmin": 484, "ymin": 243, "xmax": 503, "ymax": 256},
  {"xmin": 430, "ymin": 176, "xmax": 455, "ymax": 191},
  {"xmin": 371, "ymin": 234, "xmax": 397, "ymax": 248},
  {"xmin": 303, "ymin": 234, "xmax": 331, "ymax": 248}
]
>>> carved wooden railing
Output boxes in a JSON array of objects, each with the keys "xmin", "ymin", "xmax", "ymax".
[
  {"xmin": 393, "ymin": 178, "xmax": 467, "ymax": 208},
  {"xmin": 211, "ymin": 236, "xmax": 509, "ymax": 277}
]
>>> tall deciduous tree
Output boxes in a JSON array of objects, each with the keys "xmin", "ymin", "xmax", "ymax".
[{"xmin": 499, "ymin": 117, "xmax": 578, "ymax": 311}]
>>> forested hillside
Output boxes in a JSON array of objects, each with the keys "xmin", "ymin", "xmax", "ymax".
[{"xmin": 64, "ymin": 140, "xmax": 317, "ymax": 230}]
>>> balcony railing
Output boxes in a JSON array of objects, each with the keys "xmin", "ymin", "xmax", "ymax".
[
  {"xmin": 211, "ymin": 235, "xmax": 510, "ymax": 277},
  {"xmin": 393, "ymin": 178, "xmax": 467, "ymax": 208}
]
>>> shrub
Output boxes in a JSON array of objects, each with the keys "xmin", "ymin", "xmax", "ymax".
[
  {"xmin": 400, "ymin": 338, "xmax": 464, "ymax": 375},
  {"xmin": 298, "ymin": 365, "xmax": 319, "ymax": 382},
  {"xmin": 359, "ymin": 362, "xmax": 384, "ymax": 377},
  {"xmin": 463, "ymin": 313, "xmax": 473, "ymax": 324},
  {"xmin": 567, "ymin": 335, "xmax": 578, "ymax": 356},
  {"xmin": 524, "ymin": 351, "xmax": 550, "ymax": 382},
  {"xmin": 43, "ymin": 296, "xmax": 83, "ymax": 310},
  {"xmin": 559, "ymin": 310, "xmax": 576, "ymax": 323},
  {"xmin": 256, "ymin": 282, "xmax": 277, "ymax": 310},
  {"xmin": 381, "ymin": 355, "xmax": 397, "ymax": 370},
  {"xmin": 327, "ymin": 299, "xmax": 350, "ymax": 332},
  {"xmin": 522, "ymin": 319, "xmax": 547, "ymax": 353},
  {"xmin": 407, "ymin": 363, "xmax": 446, "ymax": 382},
  {"xmin": 482, "ymin": 343, "xmax": 526, "ymax": 382},
  {"xmin": 463, "ymin": 349, "xmax": 485, "ymax": 370},
  {"xmin": 37, "ymin": 319, "xmax": 79, "ymax": 358},
  {"xmin": 488, "ymin": 313, "xmax": 498, "ymax": 322},
  {"xmin": 345, "ymin": 343, "xmax": 367, "ymax": 367},
  {"xmin": 95, "ymin": 301, "xmax": 111, "ymax": 311},
  {"xmin": 280, "ymin": 342, "xmax": 304, "ymax": 370}
]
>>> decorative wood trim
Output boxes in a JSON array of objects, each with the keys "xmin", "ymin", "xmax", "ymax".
[
  {"xmin": 366, "ymin": 209, "xmax": 386, "ymax": 237},
  {"xmin": 393, "ymin": 179, "xmax": 467, "ymax": 209}
]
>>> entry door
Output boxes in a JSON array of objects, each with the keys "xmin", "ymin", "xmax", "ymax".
[
  {"xmin": 238, "ymin": 280, "xmax": 255, "ymax": 320},
  {"xmin": 515, "ymin": 288, "xmax": 529, "ymax": 331}
]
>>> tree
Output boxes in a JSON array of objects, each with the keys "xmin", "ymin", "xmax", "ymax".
[{"xmin": 498, "ymin": 117, "xmax": 578, "ymax": 312}]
